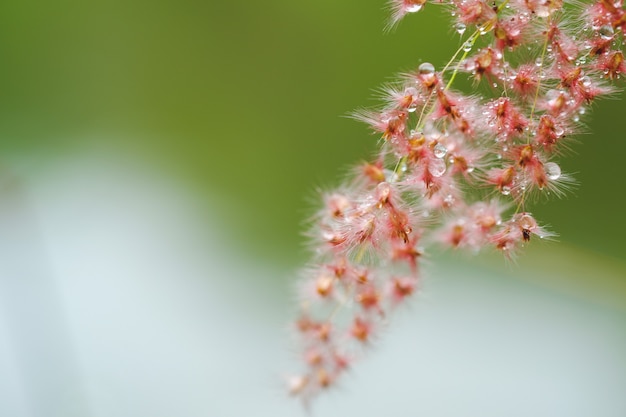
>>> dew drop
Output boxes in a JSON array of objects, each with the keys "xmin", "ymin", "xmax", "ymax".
[
  {"xmin": 405, "ymin": 86, "xmax": 419, "ymax": 96},
  {"xmin": 545, "ymin": 89, "xmax": 561, "ymax": 101},
  {"xmin": 405, "ymin": 1, "xmax": 423, "ymax": 13},
  {"xmin": 430, "ymin": 159, "xmax": 447, "ymax": 177},
  {"xmin": 418, "ymin": 62, "xmax": 435, "ymax": 75},
  {"xmin": 462, "ymin": 40, "xmax": 474, "ymax": 52},
  {"xmin": 535, "ymin": 57, "xmax": 543, "ymax": 67},
  {"xmin": 599, "ymin": 25, "xmax": 614, "ymax": 39},
  {"xmin": 544, "ymin": 162, "xmax": 561, "ymax": 180},
  {"xmin": 384, "ymin": 169, "xmax": 399, "ymax": 183},
  {"xmin": 455, "ymin": 23, "xmax": 467, "ymax": 35},
  {"xmin": 581, "ymin": 76, "xmax": 592, "ymax": 87},
  {"xmin": 433, "ymin": 143, "xmax": 447, "ymax": 159},
  {"xmin": 376, "ymin": 181, "xmax": 392, "ymax": 201},
  {"xmin": 518, "ymin": 214, "xmax": 535, "ymax": 230},
  {"xmin": 501, "ymin": 186, "xmax": 511, "ymax": 195}
]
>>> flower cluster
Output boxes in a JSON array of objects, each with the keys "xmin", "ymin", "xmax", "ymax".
[{"xmin": 287, "ymin": 0, "xmax": 625, "ymax": 403}]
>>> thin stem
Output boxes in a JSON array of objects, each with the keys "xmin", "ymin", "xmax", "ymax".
[{"xmin": 445, "ymin": 30, "xmax": 481, "ymax": 90}]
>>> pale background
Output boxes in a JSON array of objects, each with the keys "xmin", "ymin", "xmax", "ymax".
[{"xmin": 0, "ymin": 1, "xmax": 625, "ymax": 416}]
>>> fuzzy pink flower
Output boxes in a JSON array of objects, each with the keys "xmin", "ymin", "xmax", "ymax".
[{"xmin": 287, "ymin": 0, "xmax": 625, "ymax": 405}]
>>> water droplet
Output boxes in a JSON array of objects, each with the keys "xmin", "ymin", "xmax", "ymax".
[
  {"xmin": 581, "ymin": 76, "xmax": 592, "ymax": 87},
  {"xmin": 545, "ymin": 89, "xmax": 562, "ymax": 101},
  {"xmin": 599, "ymin": 25, "xmax": 614, "ymax": 40},
  {"xmin": 518, "ymin": 213, "xmax": 535, "ymax": 230},
  {"xmin": 465, "ymin": 165, "xmax": 475, "ymax": 174},
  {"xmin": 418, "ymin": 62, "xmax": 435, "ymax": 75},
  {"xmin": 535, "ymin": 57, "xmax": 543, "ymax": 67},
  {"xmin": 430, "ymin": 159, "xmax": 446, "ymax": 177},
  {"xmin": 376, "ymin": 182, "xmax": 392, "ymax": 203},
  {"xmin": 384, "ymin": 169, "xmax": 399, "ymax": 183},
  {"xmin": 536, "ymin": 6, "xmax": 550, "ymax": 18},
  {"xmin": 433, "ymin": 143, "xmax": 447, "ymax": 159},
  {"xmin": 555, "ymin": 126, "xmax": 565, "ymax": 137},
  {"xmin": 405, "ymin": 86, "xmax": 419, "ymax": 96},
  {"xmin": 405, "ymin": 1, "xmax": 423, "ymax": 13},
  {"xmin": 462, "ymin": 40, "xmax": 473, "ymax": 52},
  {"xmin": 455, "ymin": 23, "xmax": 466, "ymax": 35},
  {"xmin": 501, "ymin": 186, "xmax": 511, "ymax": 195},
  {"xmin": 544, "ymin": 162, "xmax": 561, "ymax": 180},
  {"xmin": 444, "ymin": 194, "xmax": 455, "ymax": 206}
]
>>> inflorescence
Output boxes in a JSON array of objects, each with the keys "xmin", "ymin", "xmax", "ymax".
[{"xmin": 287, "ymin": 0, "xmax": 625, "ymax": 403}]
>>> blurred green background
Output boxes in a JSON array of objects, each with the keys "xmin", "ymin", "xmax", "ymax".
[
  {"xmin": 1, "ymin": 0, "xmax": 624, "ymax": 264},
  {"xmin": 0, "ymin": 2, "xmax": 624, "ymax": 417}
]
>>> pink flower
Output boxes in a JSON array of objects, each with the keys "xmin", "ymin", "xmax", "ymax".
[{"xmin": 287, "ymin": 0, "xmax": 625, "ymax": 404}]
